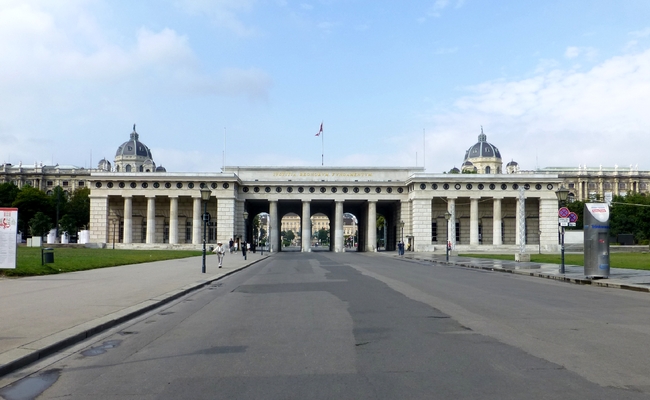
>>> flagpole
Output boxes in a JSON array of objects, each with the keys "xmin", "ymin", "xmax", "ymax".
[{"xmin": 321, "ymin": 124, "xmax": 324, "ymax": 166}]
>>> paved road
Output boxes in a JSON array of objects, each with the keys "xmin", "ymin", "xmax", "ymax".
[{"xmin": 2, "ymin": 252, "xmax": 650, "ymax": 399}]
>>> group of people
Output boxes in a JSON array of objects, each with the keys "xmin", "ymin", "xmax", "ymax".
[{"xmin": 213, "ymin": 237, "xmax": 255, "ymax": 267}]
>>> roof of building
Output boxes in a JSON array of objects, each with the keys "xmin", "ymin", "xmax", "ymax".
[
  {"xmin": 115, "ymin": 125, "xmax": 153, "ymax": 159},
  {"xmin": 463, "ymin": 128, "xmax": 502, "ymax": 161}
]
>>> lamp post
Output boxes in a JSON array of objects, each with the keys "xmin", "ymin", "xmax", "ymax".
[
  {"xmin": 243, "ymin": 211, "xmax": 249, "ymax": 260},
  {"xmin": 200, "ymin": 188, "xmax": 211, "ymax": 273},
  {"xmin": 556, "ymin": 185, "xmax": 570, "ymax": 274},
  {"xmin": 444, "ymin": 211, "xmax": 452, "ymax": 262}
]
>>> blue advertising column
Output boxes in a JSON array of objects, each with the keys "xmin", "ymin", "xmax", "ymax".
[{"xmin": 584, "ymin": 203, "xmax": 610, "ymax": 278}]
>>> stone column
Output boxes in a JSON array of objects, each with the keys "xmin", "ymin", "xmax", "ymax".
[
  {"xmin": 334, "ymin": 201, "xmax": 344, "ymax": 252},
  {"xmin": 367, "ymin": 201, "xmax": 377, "ymax": 252},
  {"xmin": 270, "ymin": 200, "xmax": 279, "ymax": 252},
  {"xmin": 301, "ymin": 200, "xmax": 311, "ymax": 252},
  {"xmin": 169, "ymin": 196, "xmax": 178, "ymax": 245},
  {"xmin": 123, "ymin": 196, "xmax": 133, "ymax": 244},
  {"xmin": 448, "ymin": 198, "xmax": 456, "ymax": 247},
  {"xmin": 470, "ymin": 197, "xmax": 479, "ymax": 245},
  {"xmin": 515, "ymin": 192, "xmax": 525, "ymax": 246},
  {"xmin": 192, "ymin": 197, "xmax": 201, "ymax": 245},
  {"xmin": 492, "ymin": 198, "xmax": 502, "ymax": 245},
  {"xmin": 146, "ymin": 196, "xmax": 156, "ymax": 244}
]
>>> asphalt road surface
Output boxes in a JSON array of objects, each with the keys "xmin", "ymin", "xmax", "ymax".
[{"xmin": 3, "ymin": 252, "xmax": 650, "ymax": 399}]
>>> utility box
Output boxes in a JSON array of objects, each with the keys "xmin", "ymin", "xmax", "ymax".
[{"xmin": 584, "ymin": 203, "xmax": 610, "ymax": 278}]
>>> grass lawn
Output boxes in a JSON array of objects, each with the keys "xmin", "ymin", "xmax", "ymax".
[
  {"xmin": 1, "ymin": 247, "xmax": 203, "ymax": 277},
  {"xmin": 460, "ymin": 253, "xmax": 650, "ymax": 271}
]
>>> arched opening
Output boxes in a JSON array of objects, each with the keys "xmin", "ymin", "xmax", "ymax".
[
  {"xmin": 311, "ymin": 213, "xmax": 330, "ymax": 250},
  {"xmin": 344, "ymin": 212, "xmax": 359, "ymax": 251},
  {"xmin": 125, "ymin": 165, "xmax": 132, "ymax": 172},
  {"xmin": 281, "ymin": 212, "xmax": 301, "ymax": 250}
]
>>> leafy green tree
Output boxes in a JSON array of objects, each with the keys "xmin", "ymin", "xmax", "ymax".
[
  {"xmin": 64, "ymin": 187, "xmax": 90, "ymax": 230},
  {"xmin": 29, "ymin": 212, "xmax": 53, "ymax": 238},
  {"xmin": 50, "ymin": 186, "xmax": 68, "ymax": 231},
  {"xmin": 59, "ymin": 214, "xmax": 78, "ymax": 236},
  {"xmin": 609, "ymin": 193, "xmax": 650, "ymax": 243},
  {"xmin": 0, "ymin": 182, "xmax": 19, "ymax": 207},
  {"xmin": 316, "ymin": 228, "xmax": 329, "ymax": 244},
  {"xmin": 12, "ymin": 186, "xmax": 53, "ymax": 235},
  {"xmin": 284, "ymin": 230, "xmax": 295, "ymax": 243}
]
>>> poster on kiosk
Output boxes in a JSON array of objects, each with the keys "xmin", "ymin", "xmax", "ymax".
[
  {"xmin": 0, "ymin": 208, "xmax": 18, "ymax": 270},
  {"xmin": 584, "ymin": 203, "xmax": 610, "ymax": 278}
]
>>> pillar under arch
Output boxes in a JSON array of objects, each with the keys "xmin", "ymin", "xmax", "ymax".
[
  {"xmin": 270, "ymin": 200, "xmax": 279, "ymax": 252},
  {"xmin": 302, "ymin": 200, "xmax": 311, "ymax": 252},
  {"xmin": 334, "ymin": 201, "xmax": 344, "ymax": 252},
  {"xmin": 366, "ymin": 201, "xmax": 377, "ymax": 252}
]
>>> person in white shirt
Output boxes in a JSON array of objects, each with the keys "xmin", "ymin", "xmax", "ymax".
[{"xmin": 213, "ymin": 241, "xmax": 225, "ymax": 268}]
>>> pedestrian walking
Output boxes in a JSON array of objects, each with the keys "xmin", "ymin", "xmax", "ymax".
[
  {"xmin": 242, "ymin": 241, "xmax": 247, "ymax": 260},
  {"xmin": 229, "ymin": 238, "xmax": 234, "ymax": 254},
  {"xmin": 214, "ymin": 241, "xmax": 225, "ymax": 268}
]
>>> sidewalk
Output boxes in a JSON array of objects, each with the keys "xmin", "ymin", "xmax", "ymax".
[
  {"xmin": 0, "ymin": 251, "xmax": 268, "ymax": 377},
  {"xmin": 391, "ymin": 252, "xmax": 650, "ymax": 292}
]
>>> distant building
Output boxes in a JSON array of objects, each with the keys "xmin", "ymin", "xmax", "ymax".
[{"xmin": 0, "ymin": 126, "xmax": 165, "ymax": 193}]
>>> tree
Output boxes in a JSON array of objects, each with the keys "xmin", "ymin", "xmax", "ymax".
[
  {"xmin": 609, "ymin": 193, "xmax": 650, "ymax": 244},
  {"xmin": 0, "ymin": 182, "xmax": 19, "ymax": 207},
  {"xmin": 59, "ymin": 214, "xmax": 78, "ymax": 236},
  {"xmin": 12, "ymin": 186, "xmax": 53, "ymax": 236},
  {"xmin": 64, "ymin": 187, "xmax": 90, "ymax": 231},
  {"xmin": 50, "ymin": 186, "xmax": 68, "ymax": 232},
  {"xmin": 316, "ymin": 228, "xmax": 329, "ymax": 244},
  {"xmin": 284, "ymin": 230, "xmax": 295, "ymax": 243},
  {"xmin": 29, "ymin": 212, "xmax": 53, "ymax": 238}
]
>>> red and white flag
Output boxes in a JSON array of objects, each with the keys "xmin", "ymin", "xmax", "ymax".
[{"xmin": 315, "ymin": 122, "xmax": 323, "ymax": 136}]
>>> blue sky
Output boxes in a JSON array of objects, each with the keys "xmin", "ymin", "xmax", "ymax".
[{"xmin": 2, "ymin": 0, "xmax": 650, "ymax": 173}]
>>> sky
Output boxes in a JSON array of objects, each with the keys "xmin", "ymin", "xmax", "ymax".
[{"xmin": 2, "ymin": 0, "xmax": 650, "ymax": 174}]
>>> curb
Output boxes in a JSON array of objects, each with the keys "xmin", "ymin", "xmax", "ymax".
[
  {"xmin": 400, "ymin": 255, "xmax": 650, "ymax": 294},
  {"xmin": 0, "ymin": 256, "xmax": 269, "ymax": 378}
]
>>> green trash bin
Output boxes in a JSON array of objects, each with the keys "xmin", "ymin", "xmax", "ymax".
[{"xmin": 42, "ymin": 248, "xmax": 54, "ymax": 264}]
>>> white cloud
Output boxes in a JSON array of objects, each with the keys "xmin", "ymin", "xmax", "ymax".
[
  {"xmin": 174, "ymin": 0, "xmax": 256, "ymax": 36},
  {"xmin": 564, "ymin": 46, "xmax": 598, "ymax": 61},
  {"xmin": 0, "ymin": 1, "xmax": 272, "ymax": 166},
  {"xmin": 420, "ymin": 48, "xmax": 650, "ymax": 171},
  {"xmin": 629, "ymin": 27, "xmax": 650, "ymax": 38}
]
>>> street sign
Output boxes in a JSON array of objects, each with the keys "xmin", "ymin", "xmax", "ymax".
[
  {"xmin": 559, "ymin": 217, "xmax": 569, "ymax": 227},
  {"xmin": 569, "ymin": 212, "xmax": 578, "ymax": 223},
  {"xmin": 558, "ymin": 207, "xmax": 570, "ymax": 218}
]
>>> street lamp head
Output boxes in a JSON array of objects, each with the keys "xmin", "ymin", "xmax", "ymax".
[
  {"xmin": 555, "ymin": 185, "xmax": 570, "ymax": 204},
  {"xmin": 200, "ymin": 187, "xmax": 212, "ymax": 202},
  {"xmin": 399, "ymin": 220, "xmax": 405, "ymax": 228},
  {"xmin": 444, "ymin": 211, "xmax": 452, "ymax": 221},
  {"xmin": 243, "ymin": 211, "xmax": 249, "ymax": 220}
]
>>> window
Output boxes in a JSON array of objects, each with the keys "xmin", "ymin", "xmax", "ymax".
[
  {"xmin": 141, "ymin": 220, "xmax": 147, "ymax": 243},
  {"xmin": 455, "ymin": 222, "xmax": 460, "ymax": 243},
  {"xmin": 126, "ymin": 165, "xmax": 132, "ymax": 172},
  {"xmin": 619, "ymin": 182, "xmax": 627, "ymax": 189},
  {"xmin": 78, "ymin": 181, "xmax": 85, "ymax": 186},
  {"xmin": 185, "ymin": 221, "xmax": 192, "ymax": 243},
  {"xmin": 588, "ymin": 182, "xmax": 597, "ymax": 190},
  {"xmin": 431, "ymin": 222, "xmax": 437, "ymax": 242},
  {"xmin": 46, "ymin": 180, "xmax": 53, "ymax": 186},
  {"xmin": 485, "ymin": 166, "xmax": 491, "ymax": 174},
  {"xmin": 62, "ymin": 181, "xmax": 69, "ymax": 187},
  {"xmin": 568, "ymin": 183, "xmax": 575, "ymax": 189},
  {"xmin": 604, "ymin": 182, "xmax": 612, "ymax": 190}
]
